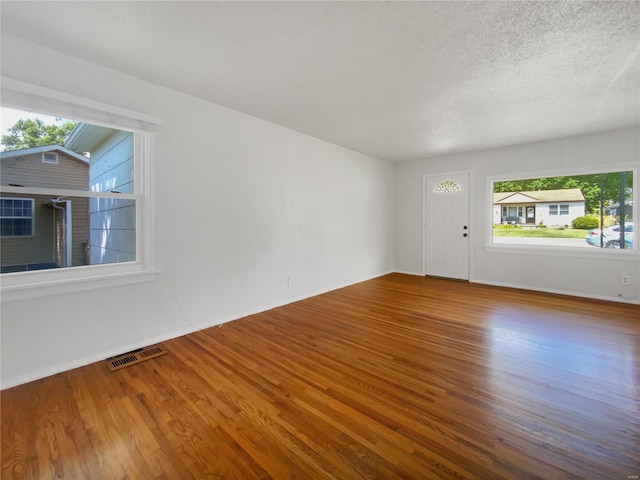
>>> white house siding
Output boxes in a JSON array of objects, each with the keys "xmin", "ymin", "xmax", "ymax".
[
  {"xmin": 536, "ymin": 201, "xmax": 584, "ymax": 227},
  {"xmin": 87, "ymin": 131, "xmax": 135, "ymax": 265},
  {"xmin": 89, "ymin": 130, "xmax": 134, "ymax": 194},
  {"xmin": 493, "ymin": 205, "xmax": 500, "ymax": 224}
]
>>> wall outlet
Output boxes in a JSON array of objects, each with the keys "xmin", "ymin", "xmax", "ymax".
[
  {"xmin": 287, "ymin": 275, "xmax": 293, "ymax": 287},
  {"xmin": 621, "ymin": 275, "xmax": 630, "ymax": 286}
]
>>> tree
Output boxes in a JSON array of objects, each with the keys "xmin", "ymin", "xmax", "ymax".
[{"xmin": 1, "ymin": 118, "xmax": 77, "ymax": 151}]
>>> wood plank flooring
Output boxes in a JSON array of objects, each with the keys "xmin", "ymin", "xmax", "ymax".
[{"xmin": 2, "ymin": 273, "xmax": 639, "ymax": 479}]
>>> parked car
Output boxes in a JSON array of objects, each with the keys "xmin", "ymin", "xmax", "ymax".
[{"xmin": 585, "ymin": 222, "xmax": 634, "ymax": 249}]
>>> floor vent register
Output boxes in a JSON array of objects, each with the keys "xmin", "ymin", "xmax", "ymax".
[{"xmin": 106, "ymin": 344, "xmax": 168, "ymax": 372}]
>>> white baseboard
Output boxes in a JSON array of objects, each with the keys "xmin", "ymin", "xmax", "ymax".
[
  {"xmin": 0, "ymin": 327, "xmax": 196, "ymax": 390},
  {"xmin": 393, "ymin": 270, "xmax": 423, "ymax": 276},
  {"xmin": 472, "ymin": 278, "xmax": 640, "ymax": 305},
  {"xmin": 393, "ymin": 270, "xmax": 639, "ymax": 304}
]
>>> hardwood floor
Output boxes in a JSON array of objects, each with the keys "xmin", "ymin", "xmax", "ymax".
[{"xmin": 2, "ymin": 273, "xmax": 639, "ymax": 479}]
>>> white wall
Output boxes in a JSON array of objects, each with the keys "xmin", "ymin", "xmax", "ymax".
[
  {"xmin": 535, "ymin": 201, "xmax": 584, "ymax": 227},
  {"xmin": 0, "ymin": 34, "xmax": 394, "ymax": 388},
  {"xmin": 395, "ymin": 127, "xmax": 640, "ymax": 303}
]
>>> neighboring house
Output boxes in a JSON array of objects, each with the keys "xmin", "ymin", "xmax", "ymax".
[
  {"xmin": 65, "ymin": 123, "xmax": 135, "ymax": 265},
  {"xmin": 0, "ymin": 145, "xmax": 89, "ymax": 272},
  {"xmin": 493, "ymin": 188, "xmax": 585, "ymax": 226}
]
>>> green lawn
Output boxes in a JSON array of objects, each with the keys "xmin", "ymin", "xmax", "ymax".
[{"xmin": 492, "ymin": 227, "xmax": 587, "ymax": 238}]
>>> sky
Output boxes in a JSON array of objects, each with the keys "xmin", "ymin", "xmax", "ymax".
[{"xmin": 1, "ymin": 107, "xmax": 69, "ymax": 135}]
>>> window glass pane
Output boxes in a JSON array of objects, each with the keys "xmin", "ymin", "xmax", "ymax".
[
  {"xmin": 88, "ymin": 197, "xmax": 136, "ymax": 265},
  {"xmin": 433, "ymin": 179, "xmax": 461, "ymax": 193},
  {"xmin": 1, "ymin": 219, "xmax": 14, "ymax": 236},
  {"xmin": 493, "ymin": 171, "xmax": 634, "ymax": 250},
  {"xmin": 0, "ymin": 194, "xmax": 136, "ymax": 273},
  {"xmin": 0, "ymin": 198, "xmax": 33, "ymax": 238}
]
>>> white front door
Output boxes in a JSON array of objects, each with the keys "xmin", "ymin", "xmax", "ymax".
[{"xmin": 424, "ymin": 172, "xmax": 469, "ymax": 280}]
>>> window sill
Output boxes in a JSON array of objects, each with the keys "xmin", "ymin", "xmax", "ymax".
[
  {"xmin": 484, "ymin": 243, "xmax": 640, "ymax": 261},
  {"xmin": 0, "ymin": 263, "xmax": 159, "ymax": 302}
]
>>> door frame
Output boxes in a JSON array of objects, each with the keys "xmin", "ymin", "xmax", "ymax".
[{"xmin": 422, "ymin": 170, "xmax": 471, "ymax": 279}]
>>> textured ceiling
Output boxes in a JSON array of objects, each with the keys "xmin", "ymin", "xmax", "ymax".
[{"xmin": 1, "ymin": 1, "xmax": 639, "ymax": 162}]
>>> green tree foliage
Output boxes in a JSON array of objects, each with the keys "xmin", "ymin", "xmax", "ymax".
[
  {"xmin": 1, "ymin": 118, "xmax": 77, "ymax": 151},
  {"xmin": 494, "ymin": 172, "xmax": 633, "ymax": 215}
]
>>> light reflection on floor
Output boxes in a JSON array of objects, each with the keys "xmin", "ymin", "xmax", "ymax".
[{"xmin": 487, "ymin": 306, "xmax": 638, "ymax": 413}]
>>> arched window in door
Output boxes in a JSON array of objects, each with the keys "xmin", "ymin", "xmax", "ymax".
[{"xmin": 433, "ymin": 179, "xmax": 461, "ymax": 193}]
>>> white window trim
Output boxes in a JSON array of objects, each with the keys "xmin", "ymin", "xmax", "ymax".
[
  {"xmin": 0, "ymin": 78, "xmax": 160, "ymax": 301},
  {"xmin": 42, "ymin": 151, "xmax": 58, "ymax": 164},
  {"xmin": 1, "ymin": 77, "xmax": 159, "ymax": 133},
  {"xmin": 485, "ymin": 164, "xmax": 639, "ymax": 261},
  {"xmin": 0, "ymin": 197, "xmax": 35, "ymax": 238}
]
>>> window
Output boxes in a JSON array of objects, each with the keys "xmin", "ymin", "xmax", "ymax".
[
  {"xmin": 433, "ymin": 179, "xmax": 461, "ymax": 193},
  {"xmin": 549, "ymin": 204, "xmax": 569, "ymax": 216},
  {"xmin": 0, "ymin": 198, "xmax": 33, "ymax": 237},
  {"xmin": 492, "ymin": 170, "xmax": 635, "ymax": 250},
  {"xmin": 2, "ymin": 120, "xmax": 137, "ymax": 271},
  {"xmin": 501, "ymin": 206, "xmax": 523, "ymax": 223},
  {"xmin": 0, "ymin": 78, "xmax": 158, "ymax": 296},
  {"xmin": 42, "ymin": 151, "xmax": 58, "ymax": 164}
]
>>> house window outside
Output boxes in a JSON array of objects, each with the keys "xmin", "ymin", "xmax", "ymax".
[
  {"xmin": 0, "ymin": 198, "xmax": 33, "ymax": 237},
  {"xmin": 501, "ymin": 206, "xmax": 523, "ymax": 223},
  {"xmin": 492, "ymin": 171, "xmax": 635, "ymax": 250},
  {"xmin": 549, "ymin": 204, "xmax": 569, "ymax": 216},
  {"xmin": 42, "ymin": 152, "xmax": 58, "ymax": 164}
]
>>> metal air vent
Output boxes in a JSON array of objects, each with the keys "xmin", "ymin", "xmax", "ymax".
[{"xmin": 106, "ymin": 344, "xmax": 168, "ymax": 372}]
